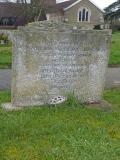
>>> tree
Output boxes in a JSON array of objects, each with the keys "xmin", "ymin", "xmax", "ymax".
[
  {"xmin": 104, "ymin": 0, "xmax": 120, "ymax": 13},
  {"xmin": 29, "ymin": 0, "xmax": 46, "ymax": 21},
  {"xmin": 15, "ymin": 0, "xmax": 46, "ymax": 22}
]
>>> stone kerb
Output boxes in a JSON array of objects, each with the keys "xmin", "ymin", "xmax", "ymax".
[{"xmin": 10, "ymin": 21, "xmax": 111, "ymax": 108}]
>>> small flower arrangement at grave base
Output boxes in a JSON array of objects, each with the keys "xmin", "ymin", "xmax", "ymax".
[{"xmin": 48, "ymin": 96, "xmax": 67, "ymax": 106}]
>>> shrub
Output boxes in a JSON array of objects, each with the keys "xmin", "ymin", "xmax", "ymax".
[{"xmin": 0, "ymin": 33, "xmax": 9, "ymax": 44}]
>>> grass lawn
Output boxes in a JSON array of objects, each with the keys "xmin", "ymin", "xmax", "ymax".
[
  {"xmin": 109, "ymin": 32, "xmax": 120, "ymax": 66},
  {"xmin": 0, "ymin": 44, "xmax": 12, "ymax": 69},
  {"xmin": 0, "ymin": 90, "xmax": 120, "ymax": 160}
]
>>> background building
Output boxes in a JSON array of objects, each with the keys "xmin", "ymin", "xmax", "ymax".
[
  {"xmin": 104, "ymin": 0, "xmax": 120, "ymax": 30},
  {"xmin": 0, "ymin": 0, "xmax": 104, "ymax": 29},
  {"xmin": 46, "ymin": 0, "xmax": 104, "ymax": 29},
  {"xmin": 0, "ymin": 2, "xmax": 27, "ymax": 29}
]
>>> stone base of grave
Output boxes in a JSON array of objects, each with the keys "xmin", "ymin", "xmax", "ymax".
[
  {"xmin": 86, "ymin": 100, "xmax": 112, "ymax": 111},
  {"xmin": 1, "ymin": 103, "xmax": 23, "ymax": 111}
]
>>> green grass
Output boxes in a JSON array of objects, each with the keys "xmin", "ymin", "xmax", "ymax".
[
  {"xmin": 0, "ymin": 44, "xmax": 12, "ymax": 69},
  {"xmin": 109, "ymin": 32, "xmax": 120, "ymax": 65},
  {"xmin": 0, "ymin": 90, "xmax": 120, "ymax": 160}
]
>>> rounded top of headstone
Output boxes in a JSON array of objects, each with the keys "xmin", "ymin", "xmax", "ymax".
[
  {"xmin": 27, "ymin": 21, "xmax": 78, "ymax": 32},
  {"xmin": 17, "ymin": 21, "xmax": 111, "ymax": 35}
]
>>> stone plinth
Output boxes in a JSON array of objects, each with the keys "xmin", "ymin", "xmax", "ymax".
[{"xmin": 11, "ymin": 22, "xmax": 111, "ymax": 107}]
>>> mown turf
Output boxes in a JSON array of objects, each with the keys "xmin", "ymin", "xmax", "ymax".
[
  {"xmin": 109, "ymin": 32, "xmax": 120, "ymax": 65},
  {"xmin": 0, "ymin": 90, "xmax": 120, "ymax": 160},
  {"xmin": 0, "ymin": 45, "xmax": 12, "ymax": 69}
]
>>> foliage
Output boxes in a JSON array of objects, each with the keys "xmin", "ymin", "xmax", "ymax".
[
  {"xmin": 29, "ymin": 0, "xmax": 46, "ymax": 21},
  {"xmin": 104, "ymin": 0, "xmax": 120, "ymax": 13},
  {"xmin": 0, "ymin": 33, "xmax": 9, "ymax": 44},
  {"xmin": 0, "ymin": 45, "xmax": 12, "ymax": 68},
  {"xmin": 0, "ymin": 89, "xmax": 120, "ymax": 160},
  {"xmin": 14, "ymin": 0, "xmax": 46, "ymax": 22},
  {"xmin": 0, "ymin": 0, "xmax": 46, "ymax": 22}
]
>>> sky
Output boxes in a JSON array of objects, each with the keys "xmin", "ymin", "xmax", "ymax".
[{"xmin": 57, "ymin": 0, "xmax": 117, "ymax": 9}]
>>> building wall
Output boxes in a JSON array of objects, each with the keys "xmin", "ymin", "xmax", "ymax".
[
  {"xmin": 64, "ymin": 0, "xmax": 104, "ymax": 26},
  {"xmin": 44, "ymin": 0, "xmax": 56, "ymax": 6},
  {"xmin": 0, "ymin": 3, "xmax": 27, "ymax": 27},
  {"xmin": 11, "ymin": 22, "xmax": 111, "ymax": 107},
  {"xmin": 46, "ymin": 11, "xmax": 64, "ymax": 21}
]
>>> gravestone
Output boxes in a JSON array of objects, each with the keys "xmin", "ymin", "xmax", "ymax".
[{"xmin": 9, "ymin": 22, "xmax": 111, "ymax": 108}]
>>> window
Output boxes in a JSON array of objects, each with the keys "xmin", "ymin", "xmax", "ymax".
[
  {"xmin": 78, "ymin": 7, "xmax": 91, "ymax": 22},
  {"xmin": 0, "ymin": 17, "xmax": 16, "ymax": 26}
]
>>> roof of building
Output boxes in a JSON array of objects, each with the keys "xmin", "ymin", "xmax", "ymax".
[
  {"xmin": 0, "ymin": 0, "xmax": 103, "ymax": 18},
  {"xmin": 46, "ymin": 0, "xmax": 77, "ymax": 13},
  {"xmin": 44, "ymin": 0, "xmax": 56, "ymax": 6},
  {"xmin": 63, "ymin": 0, "xmax": 103, "ymax": 12},
  {"xmin": 0, "ymin": 2, "xmax": 25, "ymax": 17},
  {"xmin": 46, "ymin": 0, "xmax": 103, "ymax": 13}
]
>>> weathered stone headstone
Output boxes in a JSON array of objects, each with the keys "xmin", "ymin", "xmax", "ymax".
[{"xmin": 9, "ymin": 21, "xmax": 111, "ymax": 108}]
